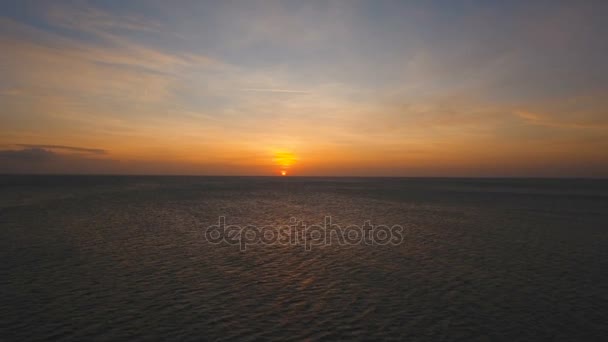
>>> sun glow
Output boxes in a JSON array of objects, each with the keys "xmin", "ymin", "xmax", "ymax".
[
  {"xmin": 273, "ymin": 150, "xmax": 296, "ymax": 176},
  {"xmin": 273, "ymin": 151, "xmax": 297, "ymax": 168}
]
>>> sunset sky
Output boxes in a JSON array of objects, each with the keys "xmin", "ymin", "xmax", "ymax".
[{"xmin": 1, "ymin": 0, "xmax": 607, "ymax": 176}]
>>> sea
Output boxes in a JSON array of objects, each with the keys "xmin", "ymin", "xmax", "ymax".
[{"xmin": 1, "ymin": 175, "xmax": 607, "ymax": 341}]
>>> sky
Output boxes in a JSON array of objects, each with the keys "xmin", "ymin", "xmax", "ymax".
[{"xmin": 1, "ymin": 0, "xmax": 607, "ymax": 176}]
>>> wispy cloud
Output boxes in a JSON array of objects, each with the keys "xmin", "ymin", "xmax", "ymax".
[
  {"xmin": 0, "ymin": 148, "xmax": 56, "ymax": 163},
  {"xmin": 16, "ymin": 144, "xmax": 107, "ymax": 155},
  {"xmin": 44, "ymin": 2, "xmax": 165, "ymax": 34},
  {"xmin": 237, "ymin": 88, "xmax": 310, "ymax": 94},
  {"xmin": 515, "ymin": 111, "xmax": 608, "ymax": 129},
  {"xmin": 515, "ymin": 92, "xmax": 608, "ymax": 129}
]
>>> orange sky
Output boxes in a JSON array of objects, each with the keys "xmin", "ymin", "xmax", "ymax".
[{"xmin": 1, "ymin": 1, "xmax": 608, "ymax": 177}]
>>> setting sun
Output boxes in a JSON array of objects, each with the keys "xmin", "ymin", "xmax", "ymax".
[{"xmin": 273, "ymin": 151, "xmax": 296, "ymax": 175}]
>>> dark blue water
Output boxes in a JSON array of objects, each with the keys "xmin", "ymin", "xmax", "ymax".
[{"xmin": 1, "ymin": 176, "xmax": 607, "ymax": 341}]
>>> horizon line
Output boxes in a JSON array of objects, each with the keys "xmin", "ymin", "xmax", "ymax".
[{"xmin": 1, "ymin": 173, "xmax": 607, "ymax": 180}]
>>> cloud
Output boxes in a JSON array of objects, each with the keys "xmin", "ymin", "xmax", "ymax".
[
  {"xmin": 0, "ymin": 148, "xmax": 55, "ymax": 163},
  {"xmin": 0, "ymin": 147, "xmax": 117, "ymax": 174},
  {"xmin": 44, "ymin": 2, "xmax": 165, "ymax": 34},
  {"xmin": 515, "ymin": 110, "xmax": 608, "ymax": 129},
  {"xmin": 0, "ymin": 145, "xmax": 107, "ymax": 174},
  {"xmin": 0, "ymin": 147, "xmax": 273, "ymax": 175},
  {"xmin": 0, "ymin": 14, "xmax": 230, "ymax": 137},
  {"xmin": 15, "ymin": 144, "xmax": 106, "ymax": 155},
  {"xmin": 237, "ymin": 88, "xmax": 311, "ymax": 94},
  {"xmin": 0, "ymin": 13, "xmax": 223, "ymax": 101},
  {"xmin": 515, "ymin": 92, "xmax": 608, "ymax": 129}
]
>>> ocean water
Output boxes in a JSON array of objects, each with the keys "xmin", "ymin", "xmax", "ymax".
[{"xmin": 1, "ymin": 176, "xmax": 607, "ymax": 341}]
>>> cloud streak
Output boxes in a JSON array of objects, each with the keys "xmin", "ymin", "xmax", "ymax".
[
  {"xmin": 237, "ymin": 88, "xmax": 310, "ymax": 94},
  {"xmin": 16, "ymin": 144, "xmax": 107, "ymax": 155}
]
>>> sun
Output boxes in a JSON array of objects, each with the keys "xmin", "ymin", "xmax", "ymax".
[{"xmin": 273, "ymin": 150, "xmax": 296, "ymax": 176}]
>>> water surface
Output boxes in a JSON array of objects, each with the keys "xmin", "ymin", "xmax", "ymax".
[{"xmin": 1, "ymin": 176, "xmax": 607, "ymax": 340}]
